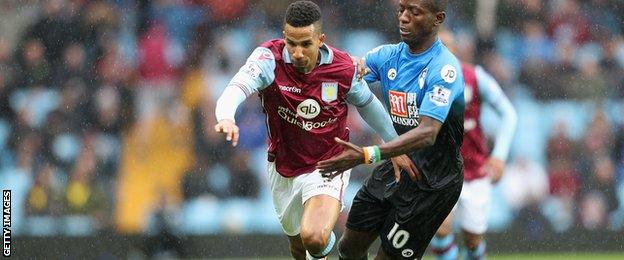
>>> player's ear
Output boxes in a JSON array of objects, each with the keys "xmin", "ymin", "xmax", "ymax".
[
  {"xmin": 434, "ymin": 11, "xmax": 446, "ymax": 26},
  {"xmin": 319, "ymin": 33, "xmax": 325, "ymax": 45}
]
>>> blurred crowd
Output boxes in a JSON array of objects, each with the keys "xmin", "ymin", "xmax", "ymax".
[{"xmin": 0, "ymin": 0, "xmax": 623, "ymax": 240}]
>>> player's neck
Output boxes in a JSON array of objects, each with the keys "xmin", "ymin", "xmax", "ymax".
[
  {"xmin": 296, "ymin": 51, "xmax": 321, "ymax": 74},
  {"xmin": 296, "ymin": 65, "xmax": 314, "ymax": 74},
  {"xmin": 408, "ymin": 35, "xmax": 438, "ymax": 54}
]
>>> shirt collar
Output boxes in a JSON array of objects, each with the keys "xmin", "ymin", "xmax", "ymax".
[
  {"xmin": 282, "ymin": 43, "xmax": 334, "ymax": 65},
  {"xmin": 402, "ymin": 38, "xmax": 442, "ymax": 57}
]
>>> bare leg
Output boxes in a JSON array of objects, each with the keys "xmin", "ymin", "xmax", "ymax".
[
  {"xmin": 436, "ymin": 211, "xmax": 454, "ymax": 237},
  {"xmin": 338, "ymin": 228, "xmax": 377, "ymax": 259},
  {"xmin": 430, "ymin": 211, "xmax": 459, "ymax": 259},
  {"xmin": 300, "ymin": 194, "xmax": 341, "ymax": 257},
  {"xmin": 288, "ymin": 234, "xmax": 306, "ymax": 260},
  {"xmin": 462, "ymin": 230, "xmax": 482, "ymax": 250},
  {"xmin": 462, "ymin": 230, "xmax": 485, "ymax": 260}
]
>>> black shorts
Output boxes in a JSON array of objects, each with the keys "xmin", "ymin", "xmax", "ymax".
[{"xmin": 346, "ymin": 160, "xmax": 462, "ymax": 259}]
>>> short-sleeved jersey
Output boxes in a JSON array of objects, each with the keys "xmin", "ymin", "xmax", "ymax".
[
  {"xmin": 364, "ymin": 40, "xmax": 465, "ymax": 190},
  {"xmin": 234, "ymin": 39, "xmax": 370, "ymax": 177}
]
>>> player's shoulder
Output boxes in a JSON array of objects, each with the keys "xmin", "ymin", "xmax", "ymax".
[
  {"xmin": 257, "ymin": 39, "xmax": 284, "ymax": 60},
  {"xmin": 365, "ymin": 43, "xmax": 403, "ymax": 61},
  {"xmin": 325, "ymin": 43, "xmax": 352, "ymax": 64},
  {"xmin": 432, "ymin": 42, "xmax": 461, "ymax": 68},
  {"xmin": 323, "ymin": 44, "xmax": 357, "ymax": 81},
  {"xmin": 427, "ymin": 42, "xmax": 463, "ymax": 86}
]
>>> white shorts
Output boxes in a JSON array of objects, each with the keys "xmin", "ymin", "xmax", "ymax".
[
  {"xmin": 268, "ymin": 162, "xmax": 350, "ymax": 236},
  {"xmin": 455, "ymin": 177, "xmax": 492, "ymax": 234}
]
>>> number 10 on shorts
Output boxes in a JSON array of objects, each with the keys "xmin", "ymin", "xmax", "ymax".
[{"xmin": 387, "ymin": 222, "xmax": 409, "ymax": 248}]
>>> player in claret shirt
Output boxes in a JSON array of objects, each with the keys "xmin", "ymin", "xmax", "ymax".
[
  {"xmin": 317, "ymin": 0, "xmax": 465, "ymax": 259},
  {"xmin": 428, "ymin": 30, "xmax": 518, "ymax": 260},
  {"xmin": 213, "ymin": 1, "xmax": 412, "ymax": 259}
]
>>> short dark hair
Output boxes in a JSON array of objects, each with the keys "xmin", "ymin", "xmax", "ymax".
[
  {"xmin": 284, "ymin": 1, "xmax": 322, "ymax": 28},
  {"xmin": 425, "ymin": 0, "xmax": 447, "ymax": 13}
]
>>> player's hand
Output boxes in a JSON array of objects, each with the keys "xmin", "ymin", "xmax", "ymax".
[
  {"xmin": 485, "ymin": 157, "xmax": 505, "ymax": 183},
  {"xmin": 391, "ymin": 155, "xmax": 421, "ymax": 182},
  {"xmin": 350, "ymin": 56, "xmax": 369, "ymax": 80},
  {"xmin": 317, "ymin": 137, "xmax": 364, "ymax": 175},
  {"xmin": 214, "ymin": 119, "xmax": 239, "ymax": 147}
]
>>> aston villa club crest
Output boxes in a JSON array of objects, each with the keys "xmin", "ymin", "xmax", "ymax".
[{"xmin": 321, "ymin": 82, "xmax": 338, "ymax": 102}]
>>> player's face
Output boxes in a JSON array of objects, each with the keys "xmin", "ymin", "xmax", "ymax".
[
  {"xmin": 397, "ymin": 0, "xmax": 442, "ymax": 46},
  {"xmin": 283, "ymin": 23, "xmax": 324, "ymax": 73}
]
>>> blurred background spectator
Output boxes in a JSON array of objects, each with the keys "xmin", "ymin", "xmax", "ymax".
[{"xmin": 0, "ymin": 0, "xmax": 622, "ymax": 247}]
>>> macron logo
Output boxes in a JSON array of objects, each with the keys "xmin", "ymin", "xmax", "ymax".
[{"xmin": 279, "ymin": 85, "xmax": 302, "ymax": 94}]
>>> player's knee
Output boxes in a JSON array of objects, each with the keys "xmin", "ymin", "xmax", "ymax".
[{"xmin": 300, "ymin": 228, "xmax": 328, "ymax": 253}]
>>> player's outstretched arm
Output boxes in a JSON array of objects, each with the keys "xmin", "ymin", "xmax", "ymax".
[
  {"xmin": 346, "ymin": 74, "xmax": 420, "ymax": 181},
  {"xmin": 316, "ymin": 137, "xmax": 365, "ymax": 174},
  {"xmin": 375, "ymin": 116, "xmax": 442, "ymax": 158},
  {"xmin": 317, "ymin": 116, "xmax": 441, "ymax": 174},
  {"xmin": 316, "ymin": 137, "xmax": 420, "ymax": 181},
  {"xmin": 353, "ymin": 96, "xmax": 421, "ymax": 181}
]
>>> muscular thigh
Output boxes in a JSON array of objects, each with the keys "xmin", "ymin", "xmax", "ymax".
[
  {"xmin": 300, "ymin": 170, "xmax": 350, "ymax": 233},
  {"xmin": 301, "ymin": 194, "xmax": 341, "ymax": 233},
  {"xmin": 269, "ymin": 163, "xmax": 350, "ymax": 236}
]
